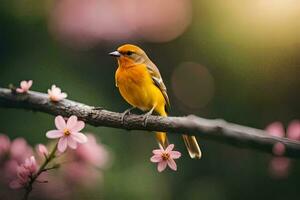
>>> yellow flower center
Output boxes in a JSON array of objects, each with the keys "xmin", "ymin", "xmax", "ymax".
[
  {"xmin": 63, "ymin": 128, "xmax": 70, "ymax": 136},
  {"xmin": 162, "ymin": 153, "xmax": 170, "ymax": 161}
]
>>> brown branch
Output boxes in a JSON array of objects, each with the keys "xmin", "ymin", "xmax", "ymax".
[{"xmin": 0, "ymin": 87, "xmax": 300, "ymax": 159}]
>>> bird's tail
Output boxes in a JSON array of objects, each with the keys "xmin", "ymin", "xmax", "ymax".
[
  {"xmin": 182, "ymin": 135, "xmax": 202, "ymax": 159},
  {"xmin": 156, "ymin": 106, "xmax": 202, "ymax": 158}
]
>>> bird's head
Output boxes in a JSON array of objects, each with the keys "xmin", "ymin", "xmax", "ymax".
[{"xmin": 109, "ymin": 44, "xmax": 149, "ymax": 66}]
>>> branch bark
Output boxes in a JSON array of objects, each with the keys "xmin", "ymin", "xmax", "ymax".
[{"xmin": 1, "ymin": 87, "xmax": 300, "ymax": 159}]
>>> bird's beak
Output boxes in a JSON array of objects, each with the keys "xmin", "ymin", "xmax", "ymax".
[{"xmin": 109, "ymin": 51, "xmax": 121, "ymax": 57}]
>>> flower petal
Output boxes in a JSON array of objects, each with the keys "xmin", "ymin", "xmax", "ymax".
[
  {"xmin": 287, "ymin": 120, "xmax": 300, "ymax": 140},
  {"xmin": 266, "ymin": 122, "xmax": 285, "ymax": 137},
  {"xmin": 58, "ymin": 137, "xmax": 68, "ymax": 152},
  {"xmin": 272, "ymin": 142, "xmax": 285, "ymax": 156},
  {"xmin": 67, "ymin": 116, "xmax": 78, "ymax": 129},
  {"xmin": 55, "ymin": 116, "xmax": 66, "ymax": 130},
  {"xmin": 150, "ymin": 155, "xmax": 162, "ymax": 163},
  {"xmin": 152, "ymin": 149, "xmax": 163, "ymax": 155},
  {"xmin": 71, "ymin": 132, "xmax": 87, "ymax": 143},
  {"xmin": 51, "ymin": 85, "xmax": 60, "ymax": 93},
  {"xmin": 36, "ymin": 144, "xmax": 49, "ymax": 157},
  {"xmin": 61, "ymin": 93, "xmax": 67, "ymax": 99},
  {"xmin": 16, "ymin": 88, "xmax": 24, "ymax": 93},
  {"xmin": 71, "ymin": 121, "xmax": 85, "ymax": 132},
  {"xmin": 157, "ymin": 161, "xmax": 167, "ymax": 172},
  {"xmin": 169, "ymin": 151, "xmax": 181, "ymax": 159},
  {"xmin": 20, "ymin": 81, "xmax": 27, "ymax": 89},
  {"xmin": 46, "ymin": 130, "xmax": 63, "ymax": 139},
  {"xmin": 167, "ymin": 159, "xmax": 177, "ymax": 171},
  {"xmin": 67, "ymin": 137, "xmax": 78, "ymax": 149},
  {"xmin": 165, "ymin": 144, "xmax": 174, "ymax": 153},
  {"xmin": 9, "ymin": 180, "xmax": 23, "ymax": 189},
  {"xmin": 27, "ymin": 80, "xmax": 33, "ymax": 88}
]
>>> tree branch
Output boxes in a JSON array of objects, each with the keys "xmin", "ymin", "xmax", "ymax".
[{"xmin": 0, "ymin": 87, "xmax": 300, "ymax": 159}]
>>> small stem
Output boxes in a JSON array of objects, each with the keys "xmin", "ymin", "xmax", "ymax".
[
  {"xmin": 22, "ymin": 143, "xmax": 58, "ymax": 200},
  {"xmin": 35, "ymin": 180, "xmax": 48, "ymax": 184},
  {"xmin": 42, "ymin": 164, "xmax": 60, "ymax": 172},
  {"xmin": 22, "ymin": 189, "xmax": 31, "ymax": 200}
]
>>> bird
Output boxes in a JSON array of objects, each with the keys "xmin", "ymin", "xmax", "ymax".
[{"xmin": 109, "ymin": 44, "xmax": 202, "ymax": 159}]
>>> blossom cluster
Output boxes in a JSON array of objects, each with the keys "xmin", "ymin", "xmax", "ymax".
[
  {"xmin": 0, "ymin": 115, "xmax": 110, "ymax": 199},
  {"xmin": 265, "ymin": 120, "xmax": 300, "ymax": 178},
  {"xmin": 15, "ymin": 80, "xmax": 67, "ymax": 102},
  {"xmin": 9, "ymin": 156, "xmax": 38, "ymax": 189},
  {"xmin": 0, "ymin": 135, "xmax": 33, "ymax": 187}
]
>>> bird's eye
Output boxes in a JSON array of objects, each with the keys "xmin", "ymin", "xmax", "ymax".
[{"xmin": 126, "ymin": 51, "xmax": 133, "ymax": 56}]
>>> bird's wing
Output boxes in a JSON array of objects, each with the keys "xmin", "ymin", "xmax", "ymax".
[
  {"xmin": 115, "ymin": 68, "xmax": 119, "ymax": 87},
  {"xmin": 146, "ymin": 62, "xmax": 170, "ymax": 112}
]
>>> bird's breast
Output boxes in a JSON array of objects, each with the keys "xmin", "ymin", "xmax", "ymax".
[{"xmin": 115, "ymin": 65, "xmax": 161, "ymax": 111}]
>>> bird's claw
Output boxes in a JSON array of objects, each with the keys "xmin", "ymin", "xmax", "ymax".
[
  {"xmin": 121, "ymin": 107, "xmax": 135, "ymax": 124},
  {"xmin": 142, "ymin": 116, "xmax": 149, "ymax": 127},
  {"xmin": 142, "ymin": 112, "xmax": 152, "ymax": 127},
  {"xmin": 142, "ymin": 107, "xmax": 155, "ymax": 127}
]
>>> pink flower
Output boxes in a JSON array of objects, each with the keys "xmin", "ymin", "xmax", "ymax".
[
  {"xmin": 9, "ymin": 138, "xmax": 33, "ymax": 164},
  {"xmin": 266, "ymin": 122, "xmax": 285, "ymax": 138},
  {"xmin": 3, "ymin": 159, "xmax": 19, "ymax": 181},
  {"xmin": 36, "ymin": 144, "xmax": 49, "ymax": 158},
  {"xmin": 150, "ymin": 144, "xmax": 181, "ymax": 172},
  {"xmin": 266, "ymin": 121, "xmax": 300, "ymax": 156},
  {"xmin": 286, "ymin": 120, "xmax": 300, "ymax": 140},
  {"xmin": 46, "ymin": 115, "xmax": 87, "ymax": 152},
  {"xmin": 9, "ymin": 156, "xmax": 38, "ymax": 189},
  {"xmin": 265, "ymin": 120, "xmax": 300, "ymax": 178},
  {"xmin": 63, "ymin": 162, "xmax": 102, "ymax": 186},
  {"xmin": 16, "ymin": 80, "xmax": 33, "ymax": 93},
  {"xmin": 23, "ymin": 156, "xmax": 38, "ymax": 173},
  {"xmin": 48, "ymin": 85, "xmax": 67, "ymax": 102},
  {"xmin": 75, "ymin": 134, "xmax": 110, "ymax": 168},
  {"xmin": 0, "ymin": 136, "xmax": 32, "ymax": 185},
  {"xmin": 266, "ymin": 122, "xmax": 285, "ymax": 156}
]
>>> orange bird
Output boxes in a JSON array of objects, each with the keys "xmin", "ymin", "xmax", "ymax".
[{"xmin": 109, "ymin": 44, "xmax": 201, "ymax": 159}]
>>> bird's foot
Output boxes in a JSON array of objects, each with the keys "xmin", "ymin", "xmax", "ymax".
[
  {"xmin": 142, "ymin": 107, "xmax": 155, "ymax": 127},
  {"xmin": 121, "ymin": 107, "xmax": 136, "ymax": 124}
]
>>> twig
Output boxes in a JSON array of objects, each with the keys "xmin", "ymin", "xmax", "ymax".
[
  {"xmin": 22, "ymin": 143, "xmax": 58, "ymax": 200},
  {"xmin": 1, "ymin": 87, "xmax": 300, "ymax": 159}
]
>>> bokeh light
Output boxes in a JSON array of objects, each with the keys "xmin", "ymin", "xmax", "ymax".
[
  {"xmin": 49, "ymin": 0, "xmax": 192, "ymax": 48},
  {"xmin": 192, "ymin": 0, "xmax": 300, "ymax": 48},
  {"xmin": 171, "ymin": 62, "xmax": 214, "ymax": 111}
]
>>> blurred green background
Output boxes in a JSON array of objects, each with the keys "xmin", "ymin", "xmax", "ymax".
[{"xmin": 1, "ymin": 0, "xmax": 300, "ymax": 199}]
